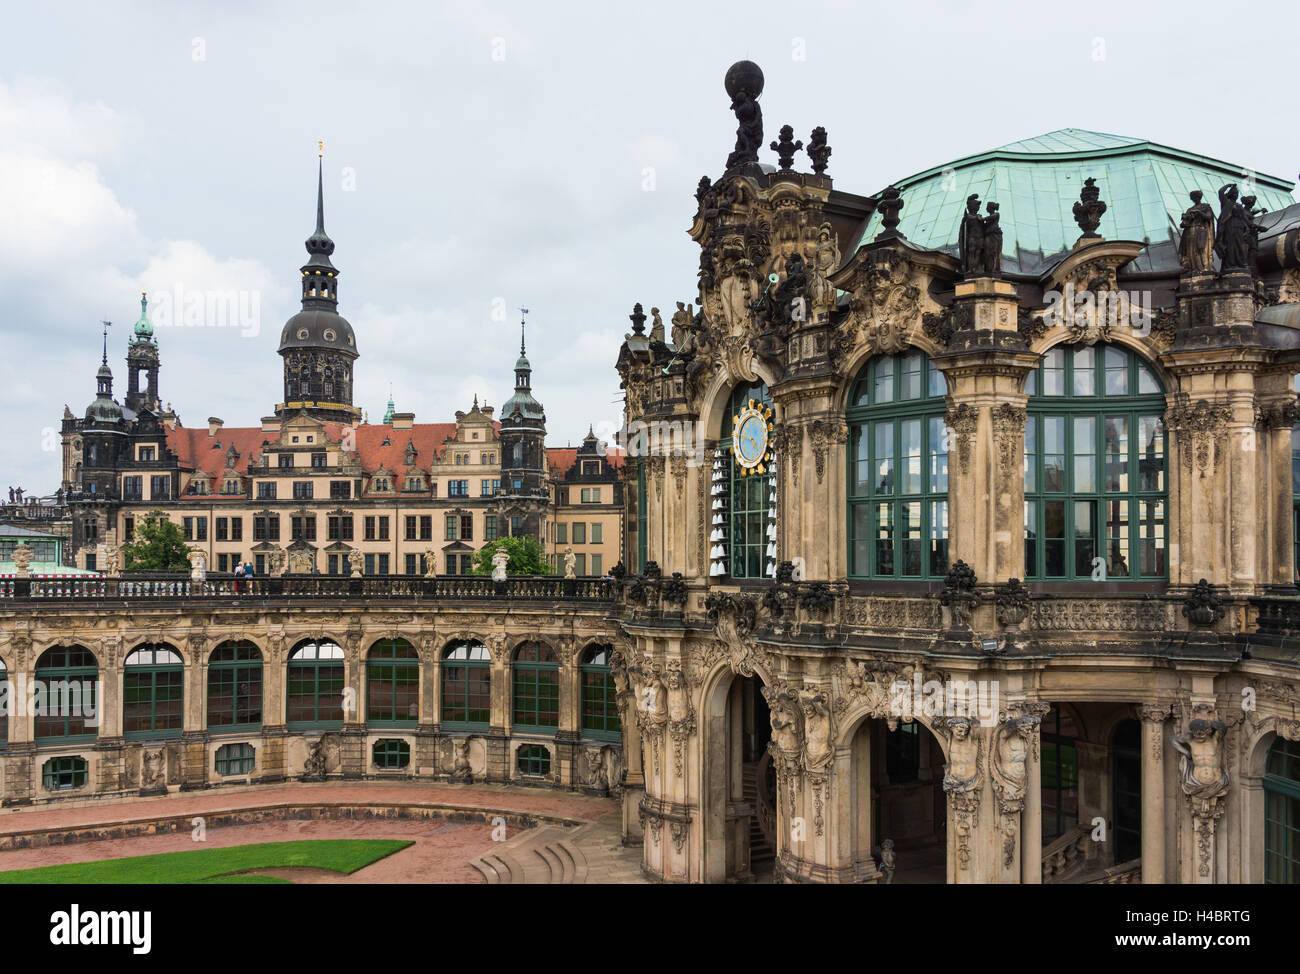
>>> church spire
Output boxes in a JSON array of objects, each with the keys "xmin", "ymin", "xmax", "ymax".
[{"xmin": 301, "ymin": 141, "xmax": 338, "ymax": 310}]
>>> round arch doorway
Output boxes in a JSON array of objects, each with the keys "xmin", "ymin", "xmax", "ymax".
[
  {"xmin": 850, "ymin": 717, "xmax": 946, "ymax": 883},
  {"xmin": 702, "ymin": 672, "xmax": 774, "ymax": 883}
]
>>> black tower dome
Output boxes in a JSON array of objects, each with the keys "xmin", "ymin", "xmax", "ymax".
[{"xmin": 276, "ymin": 148, "xmax": 360, "ymax": 424}]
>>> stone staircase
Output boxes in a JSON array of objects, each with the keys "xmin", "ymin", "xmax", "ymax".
[
  {"xmin": 743, "ymin": 763, "xmax": 776, "ymax": 875},
  {"xmin": 469, "ymin": 813, "xmax": 643, "ymax": 884}
]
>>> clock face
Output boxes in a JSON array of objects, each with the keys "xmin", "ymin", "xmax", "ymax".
[{"xmin": 730, "ymin": 400, "xmax": 775, "ymax": 475}]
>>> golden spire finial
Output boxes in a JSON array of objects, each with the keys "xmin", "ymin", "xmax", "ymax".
[{"xmin": 318, "ymin": 139, "xmax": 325, "ymax": 158}]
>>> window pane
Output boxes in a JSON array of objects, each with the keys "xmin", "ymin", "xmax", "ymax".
[
  {"xmin": 852, "ymin": 425, "xmax": 869, "ymax": 495},
  {"xmin": 1105, "ymin": 497, "xmax": 1129, "ymax": 578},
  {"xmin": 1137, "ymin": 500, "xmax": 1165, "ymax": 576},
  {"xmin": 1139, "ymin": 416, "xmax": 1164, "ymax": 492},
  {"xmin": 928, "ymin": 361, "xmax": 946, "ymax": 398},
  {"xmin": 1024, "ymin": 500, "xmax": 1038, "ymax": 577},
  {"xmin": 1043, "ymin": 348, "xmax": 1065, "ymax": 396},
  {"xmin": 929, "ymin": 500, "xmax": 948, "ymax": 576},
  {"xmin": 1074, "ymin": 500, "xmax": 1096, "ymax": 577},
  {"xmin": 1073, "ymin": 416, "xmax": 1096, "ymax": 493},
  {"xmin": 901, "ymin": 353, "xmax": 922, "ymax": 400},
  {"xmin": 1104, "ymin": 346, "xmax": 1129, "ymax": 395},
  {"xmin": 928, "ymin": 417, "xmax": 948, "ymax": 493},
  {"xmin": 1137, "ymin": 361, "xmax": 1160, "ymax": 395},
  {"xmin": 1043, "ymin": 416, "xmax": 1065, "ymax": 492},
  {"xmin": 901, "ymin": 418, "xmax": 921, "ymax": 495},
  {"xmin": 874, "ymin": 357, "xmax": 895, "ymax": 403},
  {"xmin": 874, "ymin": 422, "xmax": 894, "ymax": 495},
  {"xmin": 874, "ymin": 503, "xmax": 894, "ymax": 576},
  {"xmin": 1024, "ymin": 419, "xmax": 1037, "ymax": 494},
  {"xmin": 1073, "ymin": 346, "xmax": 1096, "ymax": 396},
  {"xmin": 1104, "ymin": 416, "xmax": 1129, "ymax": 492},
  {"xmin": 900, "ymin": 501, "xmax": 922, "ymax": 576},
  {"xmin": 852, "ymin": 504, "xmax": 870, "ymax": 576},
  {"xmin": 1044, "ymin": 500, "xmax": 1066, "ymax": 577}
]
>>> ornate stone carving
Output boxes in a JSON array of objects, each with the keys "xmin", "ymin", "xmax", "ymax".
[
  {"xmin": 1072, "ymin": 177, "xmax": 1107, "ymax": 239},
  {"xmin": 809, "ymin": 419, "xmax": 847, "ymax": 485},
  {"xmin": 1214, "ymin": 183, "xmax": 1252, "ymax": 272},
  {"xmin": 994, "ymin": 578, "xmax": 1031, "ymax": 629},
  {"xmin": 958, "ymin": 194, "xmax": 986, "ymax": 277},
  {"xmin": 769, "ymin": 124, "xmax": 802, "ymax": 170},
  {"xmin": 991, "ymin": 714, "xmax": 1039, "ymax": 867},
  {"xmin": 842, "ymin": 596, "xmax": 942, "ymax": 631},
  {"xmin": 1029, "ymin": 598, "xmax": 1172, "ymax": 631},
  {"xmin": 932, "ymin": 716, "xmax": 983, "ymax": 870},
  {"xmin": 704, "ymin": 593, "xmax": 762, "ymax": 676},
  {"xmin": 939, "ymin": 559, "xmax": 980, "ymax": 630},
  {"xmin": 1165, "ymin": 399, "xmax": 1232, "ymax": 475},
  {"xmin": 1172, "ymin": 712, "xmax": 1230, "ymax": 877},
  {"xmin": 1182, "ymin": 579, "xmax": 1226, "ymax": 628},
  {"xmin": 806, "ymin": 126, "xmax": 831, "ymax": 175},
  {"xmin": 945, "ymin": 403, "xmax": 977, "ymax": 476},
  {"xmin": 835, "ymin": 251, "xmax": 922, "ymax": 359},
  {"xmin": 876, "ymin": 186, "xmax": 904, "ymax": 238},
  {"xmin": 1179, "ymin": 190, "xmax": 1216, "ymax": 275},
  {"xmin": 991, "ymin": 402, "xmax": 1025, "ymax": 473},
  {"xmin": 723, "ymin": 61, "xmax": 764, "ymax": 171},
  {"xmin": 922, "ymin": 304, "xmax": 972, "ymax": 349}
]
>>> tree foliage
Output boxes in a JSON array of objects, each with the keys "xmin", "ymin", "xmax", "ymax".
[
  {"xmin": 470, "ymin": 535, "xmax": 552, "ymax": 576},
  {"xmin": 119, "ymin": 510, "xmax": 192, "ymax": 571}
]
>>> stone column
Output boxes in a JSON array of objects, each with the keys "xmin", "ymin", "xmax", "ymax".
[
  {"xmin": 1021, "ymin": 716, "xmax": 1043, "ymax": 884},
  {"xmin": 1139, "ymin": 704, "xmax": 1168, "ymax": 884}
]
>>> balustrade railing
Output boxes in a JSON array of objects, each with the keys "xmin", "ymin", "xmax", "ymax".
[{"xmin": 0, "ymin": 572, "xmax": 615, "ymax": 604}]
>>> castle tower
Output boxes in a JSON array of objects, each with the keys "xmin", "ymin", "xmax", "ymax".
[
  {"xmin": 125, "ymin": 291, "xmax": 160, "ymax": 413},
  {"xmin": 276, "ymin": 146, "xmax": 360, "ymax": 424},
  {"xmin": 498, "ymin": 316, "xmax": 548, "ymax": 540}
]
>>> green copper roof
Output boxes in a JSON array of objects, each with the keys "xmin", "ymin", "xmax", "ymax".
[
  {"xmin": 852, "ymin": 128, "xmax": 1296, "ymax": 276},
  {"xmin": 383, "ymin": 396, "xmax": 395, "ymax": 424},
  {"xmin": 132, "ymin": 292, "xmax": 154, "ymax": 343}
]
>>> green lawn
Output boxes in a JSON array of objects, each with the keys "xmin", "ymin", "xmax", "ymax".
[{"xmin": 0, "ymin": 839, "xmax": 413, "ymax": 884}]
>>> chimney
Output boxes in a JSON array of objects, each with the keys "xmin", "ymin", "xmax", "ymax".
[{"xmin": 208, "ymin": 417, "xmax": 224, "ymax": 438}]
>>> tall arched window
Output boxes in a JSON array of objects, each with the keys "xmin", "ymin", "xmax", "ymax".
[
  {"xmin": 1024, "ymin": 344, "xmax": 1166, "ymax": 581},
  {"xmin": 34, "ymin": 646, "xmax": 98, "ymax": 742},
  {"xmin": 208, "ymin": 641, "xmax": 263, "ymax": 731},
  {"xmin": 442, "ymin": 641, "xmax": 490, "ymax": 729},
  {"xmin": 287, "ymin": 639, "xmax": 345, "ymax": 728},
  {"xmin": 1041, "ymin": 706, "xmax": 1079, "ymax": 842},
  {"xmin": 367, "ymin": 638, "xmax": 419, "ymax": 726},
  {"xmin": 513, "ymin": 642, "xmax": 559, "ymax": 732},
  {"xmin": 719, "ymin": 381, "xmax": 773, "ymax": 579},
  {"xmin": 580, "ymin": 644, "xmax": 620, "ymax": 741},
  {"xmin": 123, "ymin": 644, "xmax": 183, "ymax": 739},
  {"xmin": 847, "ymin": 352, "xmax": 948, "ymax": 578},
  {"xmin": 1265, "ymin": 736, "xmax": 1300, "ymax": 883}
]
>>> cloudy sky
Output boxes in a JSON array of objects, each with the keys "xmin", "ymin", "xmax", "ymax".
[{"xmin": 1, "ymin": 0, "xmax": 1296, "ymax": 492}]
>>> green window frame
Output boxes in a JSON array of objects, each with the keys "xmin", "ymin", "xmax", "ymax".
[
  {"xmin": 441, "ymin": 641, "xmax": 490, "ymax": 729},
  {"xmin": 847, "ymin": 353, "xmax": 949, "ymax": 579},
  {"xmin": 512, "ymin": 642, "xmax": 559, "ymax": 731},
  {"xmin": 580, "ymin": 644, "xmax": 620, "ymax": 740},
  {"xmin": 720, "ymin": 382, "xmax": 773, "ymax": 579},
  {"xmin": 517, "ymin": 743, "xmax": 551, "ymax": 777},
  {"xmin": 367, "ymin": 638, "xmax": 419, "ymax": 726},
  {"xmin": 1024, "ymin": 344, "xmax": 1166, "ymax": 581},
  {"xmin": 373, "ymin": 738, "xmax": 411, "ymax": 770},
  {"xmin": 34, "ymin": 646, "xmax": 99, "ymax": 743},
  {"xmin": 286, "ymin": 640, "xmax": 345, "ymax": 729},
  {"xmin": 215, "ymin": 742, "xmax": 255, "ymax": 776},
  {"xmin": 1265, "ymin": 737, "xmax": 1300, "ymax": 884},
  {"xmin": 42, "ymin": 755, "xmax": 88, "ymax": 791},
  {"xmin": 123, "ymin": 644, "xmax": 184, "ymax": 740},
  {"xmin": 485, "ymin": 514, "xmax": 498, "ymax": 542},
  {"xmin": 1041, "ymin": 707, "xmax": 1080, "ymax": 842}
]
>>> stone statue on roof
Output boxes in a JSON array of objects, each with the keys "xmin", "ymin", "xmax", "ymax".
[
  {"xmin": 1214, "ymin": 183, "xmax": 1252, "ymax": 271},
  {"xmin": 1179, "ymin": 190, "xmax": 1216, "ymax": 275}
]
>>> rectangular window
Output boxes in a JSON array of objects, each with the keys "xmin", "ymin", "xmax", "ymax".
[
  {"xmin": 445, "ymin": 515, "xmax": 458, "ymax": 541},
  {"xmin": 377, "ymin": 554, "xmax": 389, "ymax": 575},
  {"xmin": 485, "ymin": 515, "xmax": 498, "ymax": 542},
  {"xmin": 575, "ymin": 553, "xmax": 586, "ymax": 575},
  {"xmin": 230, "ymin": 518, "xmax": 242, "ymax": 541},
  {"xmin": 581, "ymin": 487, "xmax": 600, "ymax": 503},
  {"xmin": 311, "ymin": 452, "xmax": 327, "ymax": 469},
  {"xmin": 419, "ymin": 515, "xmax": 432, "ymax": 540},
  {"xmin": 151, "ymin": 475, "xmax": 171, "ymax": 500},
  {"xmin": 139, "ymin": 445, "xmax": 156, "ymax": 462},
  {"xmin": 257, "ymin": 482, "xmax": 277, "ymax": 500},
  {"xmin": 377, "ymin": 517, "xmax": 389, "ymax": 541},
  {"xmin": 405, "ymin": 554, "xmax": 417, "ymax": 575},
  {"xmin": 573, "ymin": 522, "xmax": 586, "ymax": 544},
  {"xmin": 215, "ymin": 517, "xmax": 228, "ymax": 541},
  {"xmin": 460, "ymin": 514, "xmax": 473, "ymax": 541},
  {"xmin": 445, "ymin": 554, "xmax": 457, "ymax": 575},
  {"xmin": 405, "ymin": 516, "xmax": 417, "ymax": 541},
  {"xmin": 330, "ymin": 480, "xmax": 351, "ymax": 500},
  {"xmin": 327, "ymin": 554, "xmax": 340, "ymax": 575},
  {"xmin": 278, "ymin": 454, "xmax": 293, "ymax": 469},
  {"xmin": 511, "ymin": 516, "xmax": 523, "ymax": 537},
  {"xmin": 123, "ymin": 476, "xmax": 142, "ymax": 501},
  {"xmin": 449, "ymin": 480, "xmax": 469, "ymax": 497},
  {"xmin": 591, "ymin": 523, "xmax": 603, "ymax": 544},
  {"xmin": 481, "ymin": 479, "xmax": 493, "ymax": 496},
  {"xmin": 293, "ymin": 481, "xmax": 313, "ymax": 500},
  {"xmin": 364, "ymin": 516, "xmax": 376, "ymax": 541},
  {"xmin": 365, "ymin": 554, "xmax": 375, "ymax": 575},
  {"xmin": 590, "ymin": 554, "xmax": 602, "ymax": 576},
  {"xmin": 556, "ymin": 522, "xmax": 567, "ymax": 544},
  {"xmin": 123, "ymin": 516, "xmax": 135, "ymax": 541},
  {"xmin": 460, "ymin": 554, "xmax": 473, "ymax": 575}
]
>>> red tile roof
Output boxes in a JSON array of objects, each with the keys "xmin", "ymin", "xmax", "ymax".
[
  {"xmin": 165, "ymin": 421, "xmax": 488, "ymax": 481},
  {"xmin": 546, "ymin": 446, "xmax": 625, "ymax": 479}
]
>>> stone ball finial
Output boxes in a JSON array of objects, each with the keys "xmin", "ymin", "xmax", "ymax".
[{"xmin": 724, "ymin": 60, "xmax": 764, "ymax": 100}]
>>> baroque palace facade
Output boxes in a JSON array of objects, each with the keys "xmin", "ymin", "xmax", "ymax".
[
  {"xmin": 610, "ymin": 61, "xmax": 1300, "ymax": 883},
  {"xmin": 0, "ymin": 159, "xmax": 628, "ymax": 803}
]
